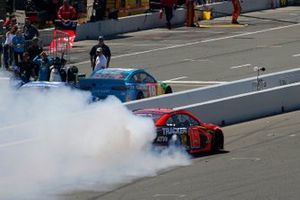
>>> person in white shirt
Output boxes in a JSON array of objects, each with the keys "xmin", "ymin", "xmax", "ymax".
[{"xmin": 94, "ymin": 47, "xmax": 107, "ymax": 71}]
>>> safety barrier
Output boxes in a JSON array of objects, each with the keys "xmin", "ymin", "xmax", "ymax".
[
  {"xmin": 175, "ymin": 82, "xmax": 300, "ymax": 126},
  {"xmin": 125, "ymin": 68, "xmax": 300, "ymax": 111}
]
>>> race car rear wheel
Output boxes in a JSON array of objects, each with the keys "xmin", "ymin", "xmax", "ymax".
[
  {"xmin": 211, "ymin": 130, "xmax": 224, "ymax": 153},
  {"xmin": 165, "ymin": 86, "xmax": 173, "ymax": 94}
]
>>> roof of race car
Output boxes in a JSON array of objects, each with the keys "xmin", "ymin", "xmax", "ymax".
[
  {"xmin": 90, "ymin": 68, "xmax": 145, "ymax": 80},
  {"xmin": 20, "ymin": 81, "xmax": 69, "ymax": 88},
  {"xmin": 134, "ymin": 108, "xmax": 174, "ymax": 114}
]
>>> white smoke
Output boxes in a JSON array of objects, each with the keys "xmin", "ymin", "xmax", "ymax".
[{"xmin": 0, "ymin": 73, "xmax": 190, "ymax": 199}]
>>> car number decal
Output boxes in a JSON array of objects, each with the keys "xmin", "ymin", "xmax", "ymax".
[
  {"xmin": 156, "ymin": 136, "xmax": 168, "ymax": 142},
  {"xmin": 148, "ymin": 84, "xmax": 157, "ymax": 96}
]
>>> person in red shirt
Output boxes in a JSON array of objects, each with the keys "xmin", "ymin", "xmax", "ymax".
[
  {"xmin": 160, "ymin": 0, "xmax": 177, "ymax": 29},
  {"xmin": 3, "ymin": 15, "xmax": 17, "ymax": 30},
  {"xmin": 231, "ymin": 0, "xmax": 241, "ymax": 24},
  {"xmin": 57, "ymin": 0, "xmax": 77, "ymax": 21}
]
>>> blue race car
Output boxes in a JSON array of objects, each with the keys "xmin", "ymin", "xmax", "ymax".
[{"xmin": 79, "ymin": 68, "xmax": 172, "ymax": 102}]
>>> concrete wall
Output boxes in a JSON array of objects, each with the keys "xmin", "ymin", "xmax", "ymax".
[
  {"xmin": 75, "ymin": 10, "xmax": 186, "ymax": 40},
  {"xmin": 76, "ymin": 0, "xmax": 274, "ymax": 40},
  {"xmin": 125, "ymin": 68, "xmax": 300, "ymax": 111},
  {"xmin": 39, "ymin": 0, "xmax": 289, "ymax": 43},
  {"xmin": 175, "ymin": 82, "xmax": 300, "ymax": 126}
]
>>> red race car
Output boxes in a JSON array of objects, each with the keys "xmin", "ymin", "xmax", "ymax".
[{"xmin": 134, "ymin": 108, "xmax": 224, "ymax": 154}]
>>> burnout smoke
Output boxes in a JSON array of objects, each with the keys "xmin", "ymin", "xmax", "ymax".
[{"xmin": 0, "ymin": 73, "xmax": 190, "ymax": 199}]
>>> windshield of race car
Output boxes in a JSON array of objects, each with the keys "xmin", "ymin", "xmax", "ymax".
[
  {"xmin": 134, "ymin": 113, "xmax": 163, "ymax": 123},
  {"xmin": 91, "ymin": 69, "xmax": 132, "ymax": 80}
]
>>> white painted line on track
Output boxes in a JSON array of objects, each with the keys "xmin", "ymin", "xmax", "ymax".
[
  {"xmin": 183, "ymin": 58, "xmax": 196, "ymax": 62},
  {"xmin": 165, "ymin": 76, "xmax": 188, "ymax": 81},
  {"xmin": 162, "ymin": 80, "xmax": 226, "ymax": 85},
  {"xmin": 231, "ymin": 157, "xmax": 261, "ymax": 161},
  {"xmin": 0, "ymin": 138, "xmax": 38, "ymax": 149},
  {"xmin": 230, "ymin": 63, "xmax": 252, "ymax": 69},
  {"xmin": 153, "ymin": 194, "xmax": 186, "ymax": 198},
  {"xmin": 292, "ymin": 54, "xmax": 300, "ymax": 57},
  {"xmin": 74, "ymin": 23, "xmax": 300, "ymax": 66},
  {"xmin": 197, "ymin": 59, "xmax": 210, "ymax": 62},
  {"xmin": 201, "ymin": 23, "xmax": 300, "ymax": 43},
  {"xmin": 132, "ymin": 43, "xmax": 170, "ymax": 47},
  {"xmin": 257, "ymin": 45, "xmax": 267, "ymax": 48}
]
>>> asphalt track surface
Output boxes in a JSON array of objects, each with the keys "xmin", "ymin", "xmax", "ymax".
[
  {"xmin": 57, "ymin": 7, "xmax": 300, "ymax": 200},
  {"xmin": 70, "ymin": 7, "xmax": 300, "ymax": 91},
  {"xmin": 62, "ymin": 109, "xmax": 300, "ymax": 200}
]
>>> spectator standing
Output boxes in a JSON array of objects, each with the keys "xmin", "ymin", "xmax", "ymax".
[
  {"xmin": 57, "ymin": 0, "xmax": 77, "ymax": 21},
  {"xmin": 27, "ymin": 36, "xmax": 43, "ymax": 76},
  {"xmin": 27, "ymin": 36, "xmax": 43, "ymax": 60},
  {"xmin": 0, "ymin": 20, "xmax": 5, "ymax": 68},
  {"xmin": 12, "ymin": 30, "xmax": 26, "ymax": 65},
  {"xmin": 94, "ymin": 47, "xmax": 107, "ymax": 71},
  {"xmin": 231, "ymin": 0, "xmax": 241, "ymax": 24},
  {"xmin": 91, "ymin": 0, "xmax": 106, "ymax": 21},
  {"xmin": 89, "ymin": 35, "xmax": 111, "ymax": 70},
  {"xmin": 3, "ymin": 25, "xmax": 17, "ymax": 69},
  {"xmin": 23, "ymin": 18, "xmax": 39, "ymax": 41},
  {"xmin": 33, "ymin": 51, "xmax": 54, "ymax": 81},
  {"xmin": 17, "ymin": 52, "xmax": 36, "ymax": 83},
  {"xmin": 3, "ymin": 15, "xmax": 16, "ymax": 30},
  {"xmin": 160, "ymin": 0, "xmax": 177, "ymax": 29}
]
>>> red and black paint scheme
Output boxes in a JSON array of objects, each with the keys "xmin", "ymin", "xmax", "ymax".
[{"xmin": 134, "ymin": 108, "xmax": 224, "ymax": 154}]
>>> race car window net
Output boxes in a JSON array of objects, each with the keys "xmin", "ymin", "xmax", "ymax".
[{"xmin": 177, "ymin": 114, "xmax": 200, "ymax": 126}]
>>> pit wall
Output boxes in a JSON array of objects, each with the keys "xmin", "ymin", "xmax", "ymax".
[
  {"xmin": 75, "ymin": 0, "xmax": 275, "ymax": 40},
  {"xmin": 125, "ymin": 68, "xmax": 300, "ymax": 111},
  {"xmin": 39, "ymin": 0, "xmax": 294, "ymax": 44},
  {"xmin": 175, "ymin": 82, "xmax": 300, "ymax": 126}
]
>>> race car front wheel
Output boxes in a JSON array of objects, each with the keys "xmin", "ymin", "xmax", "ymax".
[{"xmin": 211, "ymin": 130, "xmax": 224, "ymax": 153}]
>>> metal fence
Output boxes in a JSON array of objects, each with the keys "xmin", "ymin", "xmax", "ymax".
[{"xmin": 41, "ymin": 30, "xmax": 70, "ymax": 62}]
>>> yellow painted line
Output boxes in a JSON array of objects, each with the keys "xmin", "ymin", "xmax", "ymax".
[{"xmin": 199, "ymin": 24, "xmax": 248, "ymax": 28}]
